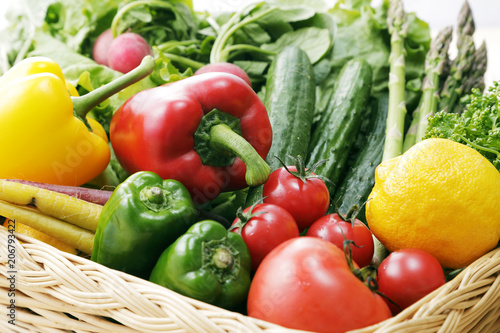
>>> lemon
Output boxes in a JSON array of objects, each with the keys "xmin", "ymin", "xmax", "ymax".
[{"xmin": 366, "ymin": 138, "xmax": 500, "ymax": 269}]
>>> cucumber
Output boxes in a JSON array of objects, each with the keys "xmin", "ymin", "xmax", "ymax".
[
  {"xmin": 331, "ymin": 93, "xmax": 389, "ymax": 222},
  {"xmin": 307, "ymin": 59, "xmax": 372, "ymax": 196},
  {"xmin": 245, "ymin": 46, "xmax": 316, "ymax": 206}
]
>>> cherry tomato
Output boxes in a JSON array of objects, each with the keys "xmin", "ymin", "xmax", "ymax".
[
  {"xmin": 306, "ymin": 213, "xmax": 374, "ymax": 267},
  {"xmin": 230, "ymin": 203, "xmax": 299, "ymax": 271},
  {"xmin": 377, "ymin": 248, "xmax": 446, "ymax": 315},
  {"xmin": 247, "ymin": 237, "xmax": 391, "ymax": 333},
  {"xmin": 263, "ymin": 166, "xmax": 330, "ymax": 231}
]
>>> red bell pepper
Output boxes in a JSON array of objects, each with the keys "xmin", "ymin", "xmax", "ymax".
[{"xmin": 110, "ymin": 73, "xmax": 272, "ymax": 203}]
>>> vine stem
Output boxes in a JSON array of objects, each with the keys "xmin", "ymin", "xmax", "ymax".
[
  {"xmin": 210, "ymin": 4, "xmax": 278, "ymax": 63},
  {"xmin": 111, "ymin": 0, "xmax": 175, "ymax": 38}
]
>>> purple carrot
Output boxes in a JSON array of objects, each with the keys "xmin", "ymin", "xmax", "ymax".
[{"xmin": 3, "ymin": 179, "xmax": 113, "ymax": 205}]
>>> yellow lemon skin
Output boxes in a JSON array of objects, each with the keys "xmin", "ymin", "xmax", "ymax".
[{"xmin": 366, "ymin": 138, "xmax": 500, "ymax": 269}]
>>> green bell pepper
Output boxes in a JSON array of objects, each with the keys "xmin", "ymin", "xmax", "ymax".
[
  {"xmin": 91, "ymin": 171, "xmax": 197, "ymax": 278},
  {"xmin": 149, "ymin": 220, "xmax": 251, "ymax": 310}
]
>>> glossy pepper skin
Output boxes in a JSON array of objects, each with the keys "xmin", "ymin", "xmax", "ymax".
[
  {"xmin": 91, "ymin": 171, "xmax": 197, "ymax": 279},
  {"xmin": 150, "ymin": 220, "xmax": 252, "ymax": 310},
  {"xmin": 110, "ymin": 72, "xmax": 272, "ymax": 203},
  {"xmin": 0, "ymin": 56, "xmax": 154, "ymax": 186}
]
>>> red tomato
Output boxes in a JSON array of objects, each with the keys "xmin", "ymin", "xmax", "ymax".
[
  {"xmin": 377, "ymin": 248, "xmax": 446, "ymax": 315},
  {"xmin": 247, "ymin": 237, "xmax": 391, "ymax": 333},
  {"xmin": 262, "ymin": 166, "xmax": 330, "ymax": 231},
  {"xmin": 306, "ymin": 214, "xmax": 374, "ymax": 267},
  {"xmin": 230, "ymin": 203, "xmax": 299, "ymax": 271}
]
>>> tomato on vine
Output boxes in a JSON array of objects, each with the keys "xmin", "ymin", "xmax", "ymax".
[
  {"xmin": 306, "ymin": 205, "xmax": 374, "ymax": 267},
  {"xmin": 230, "ymin": 203, "xmax": 299, "ymax": 271},
  {"xmin": 262, "ymin": 155, "xmax": 330, "ymax": 231}
]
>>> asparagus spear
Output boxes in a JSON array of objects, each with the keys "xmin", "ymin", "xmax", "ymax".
[
  {"xmin": 438, "ymin": 34, "xmax": 476, "ymax": 113},
  {"xmin": 463, "ymin": 41, "xmax": 488, "ymax": 93},
  {"xmin": 454, "ymin": 41, "xmax": 488, "ymax": 114},
  {"xmin": 402, "ymin": 101, "xmax": 421, "ymax": 152},
  {"xmin": 414, "ymin": 26, "xmax": 454, "ymax": 143},
  {"xmin": 438, "ymin": 0, "xmax": 477, "ymax": 113},
  {"xmin": 382, "ymin": 0, "xmax": 409, "ymax": 161},
  {"xmin": 456, "ymin": 0, "xmax": 475, "ymax": 49},
  {"xmin": 372, "ymin": 0, "xmax": 409, "ymax": 266}
]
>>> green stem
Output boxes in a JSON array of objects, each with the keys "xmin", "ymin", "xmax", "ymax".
[
  {"xmin": 213, "ymin": 248, "xmax": 234, "ymax": 269},
  {"xmin": 111, "ymin": 0, "xmax": 175, "ymax": 38},
  {"xmin": 402, "ymin": 107, "xmax": 419, "ymax": 152},
  {"xmin": 224, "ymin": 44, "xmax": 276, "ymax": 56},
  {"xmin": 142, "ymin": 186, "xmax": 164, "ymax": 204},
  {"xmin": 209, "ymin": 124, "xmax": 270, "ymax": 186},
  {"xmin": 415, "ymin": 26, "xmax": 453, "ymax": 141},
  {"xmin": 382, "ymin": 32, "xmax": 407, "ymax": 161},
  {"xmin": 210, "ymin": 5, "xmax": 278, "ymax": 63},
  {"xmin": 71, "ymin": 55, "xmax": 155, "ymax": 129},
  {"xmin": 157, "ymin": 40, "xmax": 199, "ymax": 52},
  {"xmin": 459, "ymin": 134, "xmax": 500, "ymax": 158},
  {"xmin": 161, "ymin": 52, "xmax": 205, "ymax": 70},
  {"xmin": 371, "ymin": 237, "xmax": 389, "ymax": 267},
  {"xmin": 140, "ymin": 185, "xmax": 171, "ymax": 212},
  {"xmin": 416, "ymin": 73, "xmax": 441, "ymax": 142}
]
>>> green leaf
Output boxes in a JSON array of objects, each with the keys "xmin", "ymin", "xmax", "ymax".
[
  {"xmin": 263, "ymin": 6, "xmax": 317, "ymax": 22},
  {"xmin": 271, "ymin": 0, "xmax": 329, "ymax": 12},
  {"xmin": 150, "ymin": 47, "xmax": 193, "ymax": 85},
  {"xmin": 261, "ymin": 27, "xmax": 330, "ymax": 64},
  {"xmin": 233, "ymin": 60, "xmax": 269, "ymax": 78},
  {"xmin": 241, "ymin": 23, "xmax": 272, "ymax": 45},
  {"xmin": 424, "ymin": 83, "xmax": 500, "ymax": 171}
]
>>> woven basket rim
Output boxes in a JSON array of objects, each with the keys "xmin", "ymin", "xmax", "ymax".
[{"xmin": 1, "ymin": 225, "xmax": 500, "ymax": 333}]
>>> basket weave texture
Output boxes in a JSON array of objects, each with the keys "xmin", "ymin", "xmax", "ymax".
[{"xmin": 1, "ymin": 226, "xmax": 500, "ymax": 333}]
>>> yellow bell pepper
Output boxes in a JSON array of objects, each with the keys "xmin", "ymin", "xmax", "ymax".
[{"xmin": 0, "ymin": 55, "xmax": 154, "ymax": 186}]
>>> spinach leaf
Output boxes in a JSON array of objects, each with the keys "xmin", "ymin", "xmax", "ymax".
[{"xmin": 261, "ymin": 27, "xmax": 330, "ymax": 64}]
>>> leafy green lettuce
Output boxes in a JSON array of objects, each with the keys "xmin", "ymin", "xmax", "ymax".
[
  {"xmin": 311, "ymin": 0, "xmax": 430, "ymax": 124},
  {"xmin": 328, "ymin": 0, "xmax": 430, "ymax": 97},
  {"xmin": 424, "ymin": 82, "xmax": 500, "ymax": 171},
  {"xmin": 207, "ymin": 1, "xmax": 336, "ymax": 88}
]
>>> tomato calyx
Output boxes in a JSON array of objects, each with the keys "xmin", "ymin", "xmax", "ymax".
[
  {"xmin": 333, "ymin": 200, "xmax": 366, "ymax": 226},
  {"xmin": 229, "ymin": 201, "xmax": 267, "ymax": 234},
  {"xmin": 337, "ymin": 204, "xmax": 378, "ymax": 289},
  {"xmin": 343, "ymin": 238, "xmax": 377, "ymax": 287},
  {"xmin": 343, "ymin": 241, "xmax": 402, "ymax": 312},
  {"xmin": 275, "ymin": 155, "xmax": 332, "ymax": 185}
]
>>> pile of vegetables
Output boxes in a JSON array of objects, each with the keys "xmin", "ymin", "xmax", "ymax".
[{"xmin": 1, "ymin": 0, "xmax": 497, "ymax": 332}]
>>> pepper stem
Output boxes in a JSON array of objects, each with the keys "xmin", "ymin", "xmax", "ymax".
[
  {"xmin": 143, "ymin": 186, "xmax": 164, "ymax": 204},
  {"xmin": 140, "ymin": 185, "xmax": 170, "ymax": 212},
  {"xmin": 209, "ymin": 124, "xmax": 270, "ymax": 186},
  {"xmin": 71, "ymin": 55, "xmax": 155, "ymax": 130},
  {"xmin": 213, "ymin": 248, "xmax": 234, "ymax": 269}
]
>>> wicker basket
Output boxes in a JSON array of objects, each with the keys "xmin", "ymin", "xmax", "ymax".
[{"xmin": 1, "ymin": 225, "xmax": 500, "ymax": 333}]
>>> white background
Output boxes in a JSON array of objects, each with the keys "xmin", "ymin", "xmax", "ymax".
[{"xmin": 1, "ymin": 0, "xmax": 499, "ymax": 87}]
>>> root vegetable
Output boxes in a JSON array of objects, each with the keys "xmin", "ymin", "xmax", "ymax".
[
  {"xmin": 108, "ymin": 32, "xmax": 153, "ymax": 74},
  {"xmin": 93, "ymin": 28, "xmax": 114, "ymax": 66},
  {"xmin": 0, "ymin": 180, "xmax": 102, "ymax": 233},
  {"xmin": 0, "ymin": 200, "xmax": 94, "ymax": 254},
  {"xmin": 3, "ymin": 179, "xmax": 113, "ymax": 205}
]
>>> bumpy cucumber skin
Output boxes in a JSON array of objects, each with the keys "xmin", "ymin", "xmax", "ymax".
[
  {"xmin": 307, "ymin": 59, "xmax": 372, "ymax": 196},
  {"xmin": 331, "ymin": 93, "xmax": 389, "ymax": 221},
  {"xmin": 245, "ymin": 46, "xmax": 316, "ymax": 206}
]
